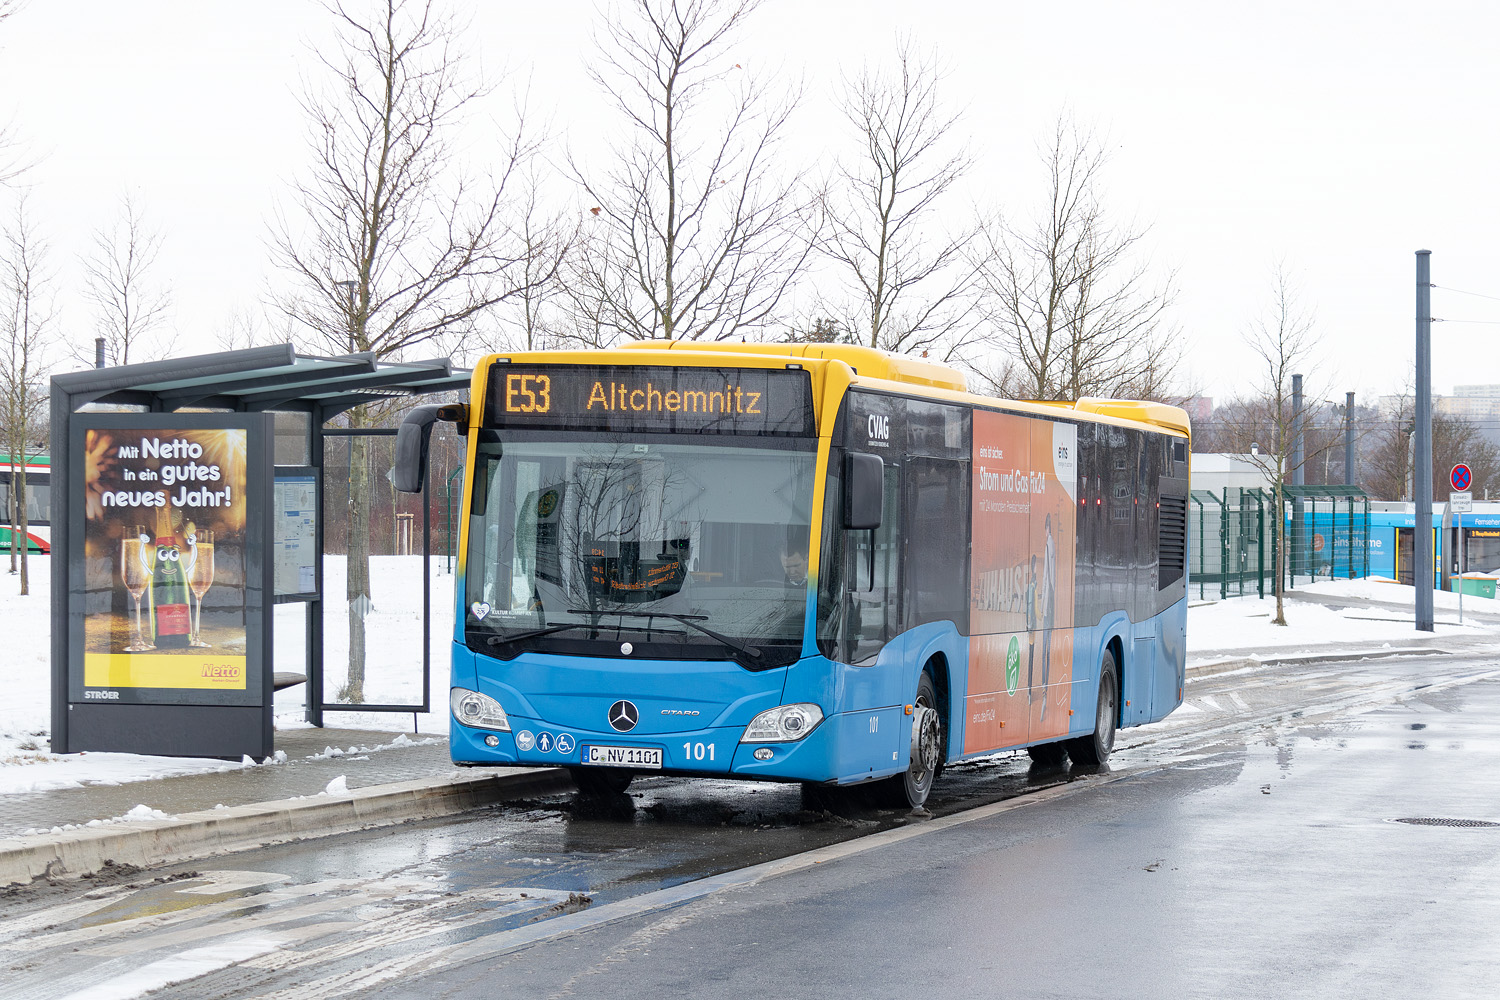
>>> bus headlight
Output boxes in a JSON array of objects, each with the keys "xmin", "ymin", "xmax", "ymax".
[
  {"xmin": 741, "ymin": 703, "xmax": 823, "ymax": 743},
  {"xmin": 450, "ymin": 687, "xmax": 511, "ymax": 732}
]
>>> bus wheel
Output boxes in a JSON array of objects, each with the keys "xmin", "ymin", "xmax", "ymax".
[
  {"xmin": 569, "ymin": 767, "xmax": 634, "ymax": 796},
  {"xmin": 1066, "ymin": 651, "xmax": 1118, "ymax": 766},
  {"xmin": 1027, "ymin": 742, "xmax": 1068, "ymax": 767},
  {"xmin": 879, "ymin": 673, "xmax": 942, "ymax": 809}
]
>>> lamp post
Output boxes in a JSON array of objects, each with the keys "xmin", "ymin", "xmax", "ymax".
[
  {"xmin": 1415, "ymin": 251, "xmax": 1433, "ymax": 632},
  {"xmin": 335, "ymin": 280, "xmax": 359, "ymax": 354}
]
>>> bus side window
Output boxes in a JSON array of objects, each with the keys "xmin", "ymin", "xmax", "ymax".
[{"xmin": 902, "ymin": 457, "xmax": 968, "ymax": 632}]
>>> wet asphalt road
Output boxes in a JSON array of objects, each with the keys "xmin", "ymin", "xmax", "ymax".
[{"xmin": 3, "ymin": 649, "xmax": 1499, "ymax": 999}]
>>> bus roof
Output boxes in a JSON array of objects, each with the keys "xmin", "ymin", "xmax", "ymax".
[
  {"xmin": 481, "ymin": 341, "xmax": 1191, "ymax": 438},
  {"xmin": 616, "ymin": 339, "xmax": 969, "ymax": 392}
]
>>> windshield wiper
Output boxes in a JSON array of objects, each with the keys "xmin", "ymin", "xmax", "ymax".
[
  {"xmin": 487, "ymin": 621, "xmax": 663, "ymax": 647},
  {"xmin": 567, "ymin": 608, "xmax": 763, "ymax": 663}
]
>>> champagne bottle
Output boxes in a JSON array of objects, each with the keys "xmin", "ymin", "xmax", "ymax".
[{"xmin": 150, "ymin": 504, "xmax": 192, "ymax": 648}]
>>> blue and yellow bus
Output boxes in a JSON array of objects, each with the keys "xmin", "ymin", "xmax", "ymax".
[{"xmin": 394, "ymin": 343, "xmax": 1190, "ymax": 807}]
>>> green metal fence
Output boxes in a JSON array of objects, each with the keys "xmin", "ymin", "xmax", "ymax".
[
  {"xmin": 1280, "ymin": 485, "xmax": 1370, "ymax": 589},
  {"xmin": 1189, "ymin": 488, "xmax": 1271, "ymax": 600}
]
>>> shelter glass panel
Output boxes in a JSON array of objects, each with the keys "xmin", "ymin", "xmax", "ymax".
[{"xmin": 320, "ymin": 432, "xmax": 432, "ymax": 709}]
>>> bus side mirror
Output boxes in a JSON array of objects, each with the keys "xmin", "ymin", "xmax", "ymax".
[
  {"xmin": 843, "ymin": 452, "xmax": 884, "ymax": 530},
  {"xmin": 392, "ymin": 404, "xmax": 443, "ymax": 493}
]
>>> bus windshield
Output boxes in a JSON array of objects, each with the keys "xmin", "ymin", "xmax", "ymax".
[{"xmin": 465, "ymin": 435, "xmax": 817, "ymax": 666}]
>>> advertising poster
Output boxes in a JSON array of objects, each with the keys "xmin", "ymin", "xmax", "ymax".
[
  {"xmin": 965, "ymin": 410, "xmax": 1078, "ymax": 754},
  {"xmin": 78, "ymin": 423, "xmax": 252, "ymax": 702}
]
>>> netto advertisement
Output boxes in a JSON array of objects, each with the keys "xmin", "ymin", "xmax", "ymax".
[
  {"xmin": 76, "ymin": 421, "xmax": 254, "ymax": 703},
  {"xmin": 965, "ymin": 410, "xmax": 1079, "ymax": 754}
]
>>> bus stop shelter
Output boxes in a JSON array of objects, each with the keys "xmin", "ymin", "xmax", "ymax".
[{"xmin": 49, "ymin": 344, "xmax": 469, "ymax": 758}]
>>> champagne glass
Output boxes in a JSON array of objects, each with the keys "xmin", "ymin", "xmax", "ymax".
[
  {"xmin": 121, "ymin": 526, "xmax": 155, "ymax": 652},
  {"xmin": 186, "ymin": 528, "xmax": 215, "ymax": 647}
]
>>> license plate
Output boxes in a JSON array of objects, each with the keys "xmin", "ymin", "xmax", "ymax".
[{"xmin": 581, "ymin": 744, "xmax": 663, "ymax": 769}]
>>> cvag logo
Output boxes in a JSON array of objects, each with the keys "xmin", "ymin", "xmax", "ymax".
[{"xmin": 868, "ymin": 414, "xmax": 890, "ymax": 443}]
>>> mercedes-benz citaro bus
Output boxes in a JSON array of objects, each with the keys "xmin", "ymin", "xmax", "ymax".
[{"xmin": 392, "ymin": 342, "xmax": 1190, "ymax": 808}]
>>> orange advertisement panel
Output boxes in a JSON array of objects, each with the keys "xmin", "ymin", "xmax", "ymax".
[
  {"xmin": 965, "ymin": 411, "xmax": 1078, "ymax": 753},
  {"xmin": 79, "ymin": 426, "xmax": 250, "ymax": 694}
]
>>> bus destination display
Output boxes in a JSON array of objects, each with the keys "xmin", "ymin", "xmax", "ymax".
[{"xmin": 484, "ymin": 364, "xmax": 815, "ymax": 436}]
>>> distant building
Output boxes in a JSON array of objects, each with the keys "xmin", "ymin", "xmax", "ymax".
[
  {"xmin": 1189, "ymin": 452, "xmax": 1275, "ymax": 495},
  {"xmin": 1379, "ymin": 385, "xmax": 1500, "ymax": 450}
]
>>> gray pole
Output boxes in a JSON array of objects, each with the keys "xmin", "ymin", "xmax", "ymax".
[
  {"xmin": 1291, "ymin": 374, "xmax": 1304, "ymax": 486},
  {"xmin": 1290, "ymin": 373, "xmax": 1304, "ymax": 583},
  {"xmin": 1415, "ymin": 250, "xmax": 1434, "ymax": 631},
  {"xmin": 1344, "ymin": 391, "xmax": 1356, "ymax": 486}
]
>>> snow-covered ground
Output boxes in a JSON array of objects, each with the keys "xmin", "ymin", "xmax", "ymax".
[
  {"xmin": 2, "ymin": 555, "xmax": 1496, "ymax": 796},
  {"xmin": 1189, "ymin": 576, "xmax": 1496, "ymax": 655}
]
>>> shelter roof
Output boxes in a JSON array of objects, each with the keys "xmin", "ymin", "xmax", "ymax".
[{"xmin": 51, "ymin": 344, "xmax": 470, "ymax": 416}]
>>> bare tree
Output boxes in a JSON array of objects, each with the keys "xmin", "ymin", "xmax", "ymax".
[
  {"xmin": 82, "ymin": 191, "xmax": 174, "ymax": 366},
  {"xmin": 492, "ymin": 165, "xmax": 577, "ymax": 357},
  {"xmin": 213, "ymin": 305, "xmax": 277, "ymax": 353},
  {"xmin": 1363, "ymin": 389, "xmax": 1498, "ymax": 502},
  {"xmin": 272, "ymin": 0, "xmax": 557, "ymax": 702},
  {"xmin": 568, "ymin": 0, "xmax": 817, "ymax": 343},
  {"xmin": 0, "ymin": 1, "xmax": 31, "ymax": 187},
  {"xmin": 1238, "ymin": 263, "xmax": 1320, "ymax": 625},
  {"xmin": 1, "ymin": 193, "xmax": 55, "ymax": 595},
  {"xmin": 972, "ymin": 116, "xmax": 1177, "ymax": 401},
  {"xmin": 819, "ymin": 38, "xmax": 977, "ymax": 359},
  {"xmin": 271, "ymin": 0, "xmax": 556, "ymax": 361}
]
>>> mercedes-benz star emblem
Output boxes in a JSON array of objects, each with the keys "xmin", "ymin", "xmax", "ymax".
[{"xmin": 608, "ymin": 700, "xmax": 639, "ymax": 733}]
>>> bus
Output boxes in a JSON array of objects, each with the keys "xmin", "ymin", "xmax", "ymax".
[
  {"xmin": 393, "ymin": 343, "xmax": 1190, "ymax": 807},
  {"xmin": 1, "ymin": 453, "xmax": 50, "ymax": 554}
]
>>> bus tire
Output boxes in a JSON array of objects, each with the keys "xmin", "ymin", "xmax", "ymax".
[
  {"xmin": 1066, "ymin": 650, "xmax": 1117, "ymax": 766},
  {"xmin": 1027, "ymin": 742, "xmax": 1068, "ymax": 767},
  {"xmin": 569, "ymin": 767, "xmax": 634, "ymax": 796},
  {"xmin": 878, "ymin": 673, "xmax": 942, "ymax": 810}
]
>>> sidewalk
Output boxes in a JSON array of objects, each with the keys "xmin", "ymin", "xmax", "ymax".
[
  {"xmin": 4, "ymin": 584, "xmax": 1495, "ymax": 888},
  {"xmin": 4, "ymin": 727, "xmax": 476, "ymax": 839},
  {"xmin": 0, "ymin": 726, "xmax": 570, "ymax": 887}
]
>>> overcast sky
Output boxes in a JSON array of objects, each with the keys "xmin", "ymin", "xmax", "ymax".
[{"xmin": 2, "ymin": 0, "xmax": 1497, "ymax": 404}]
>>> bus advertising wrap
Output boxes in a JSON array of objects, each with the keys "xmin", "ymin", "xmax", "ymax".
[
  {"xmin": 966, "ymin": 410, "xmax": 1079, "ymax": 754},
  {"xmin": 77, "ymin": 421, "xmax": 254, "ymax": 702}
]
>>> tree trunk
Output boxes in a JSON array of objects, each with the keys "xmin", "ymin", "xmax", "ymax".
[{"xmin": 343, "ymin": 408, "xmax": 371, "ymax": 703}]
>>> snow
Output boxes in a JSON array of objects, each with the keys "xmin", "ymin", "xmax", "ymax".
[
  {"xmin": 53, "ymin": 934, "xmax": 284, "ymax": 1000},
  {"xmin": 18, "ymin": 803, "xmax": 178, "ymax": 838},
  {"xmin": 1188, "ymin": 576, "xmax": 1498, "ymax": 661},
  {"xmin": 3, "ymin": 555, "xmax": 1497, "ymax": 796}
]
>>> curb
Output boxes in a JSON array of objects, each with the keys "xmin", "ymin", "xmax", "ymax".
[
  {"xmin": 1187, "ymin": 645, "xmax": 1451, "ymax": 678},
  {"xmin": 0, "ymin": 766, "xmax": 571, "ymax": 889}
]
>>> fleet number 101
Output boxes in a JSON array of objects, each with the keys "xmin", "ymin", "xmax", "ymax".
[{"xmin": 682, "ymin": 741, "xmax": 715, "ymax": 761}]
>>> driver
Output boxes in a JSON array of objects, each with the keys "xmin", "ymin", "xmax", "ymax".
[{"xmin": 780, "ymin": 543, "xmax": 809, "ymax": 587}]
